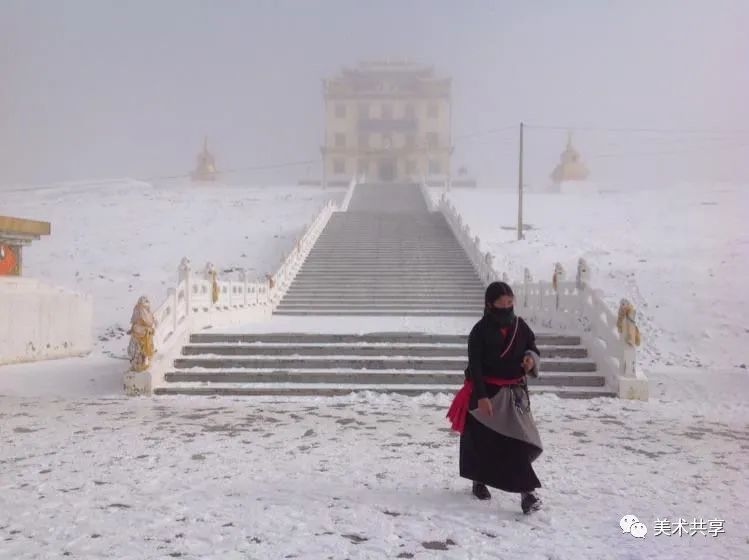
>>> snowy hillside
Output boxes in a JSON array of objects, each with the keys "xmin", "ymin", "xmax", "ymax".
[
  {"xmin": 2, "ymin": 180, "xmax": 341, "ymax": 357},
  {"xmin": 1, "ymin": 181, "xmax": 747, "ymax": 559},
  {"xmin": 439, "ymin": 183, "xmax": 749, "ymax": 373}
]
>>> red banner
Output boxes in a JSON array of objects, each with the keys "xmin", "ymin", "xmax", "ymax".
[{"xmin": 0, "ymin": 244, "xmax": 20, "ymax": 275}]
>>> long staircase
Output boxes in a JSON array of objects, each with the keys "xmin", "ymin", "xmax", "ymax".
[{"xmin": 155, "ymin": 183, "xmax": 615, "ymax": 398}]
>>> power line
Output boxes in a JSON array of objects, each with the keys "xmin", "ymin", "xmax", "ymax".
[
  {"xmin": 524, "ymin": 124, "xmax": 749, "ymax": 136},
  {"xmin": 454, "ymin": 125, "xmax": 516, "ymax": 141},
  {"xmin": 589, "ymin": 141, "xmax": 749, "ymax": 160}
]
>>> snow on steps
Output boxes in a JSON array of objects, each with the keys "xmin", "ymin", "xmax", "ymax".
[
  {"xmin": 154, "ymin": 383, "xmax": 614, "ymax": 399},
  {"xmin": 155, "ymin": 332, "xmax": 614, "ymax": 398}
]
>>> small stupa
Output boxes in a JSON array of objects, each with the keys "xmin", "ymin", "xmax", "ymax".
[
  {"xmin": 551, "ymin": 132, "xmax": 589, "ymax": 183},
  {"xmin": 191, "ymin": 137, "xmax": 219, "ymax": 182}
]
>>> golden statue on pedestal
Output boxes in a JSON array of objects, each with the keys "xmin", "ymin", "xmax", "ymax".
[
  {"xmin": 127, "ymin": 296, "xmax": 156, "ymax": 372},
  {"xmin": 191, "ymin": 137, "xmax": 219, "ymax": 182}
]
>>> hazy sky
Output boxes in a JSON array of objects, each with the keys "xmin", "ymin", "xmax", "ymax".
[{"xmin": 2, "ymin": 0, "xmax": 748, "ymax": 187}]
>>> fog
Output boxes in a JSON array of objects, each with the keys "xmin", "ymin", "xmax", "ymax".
[{"xmin": 2, "ymin": 0, "xmax": 748, "ymax": 188}]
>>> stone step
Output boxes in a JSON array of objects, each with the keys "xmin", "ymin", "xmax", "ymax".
[
  {"xmin": 286, "ymin": 286, "xmax": 485, "ymax": 292},
  {"xmin": 317, "ymin": 238, "xmax": 457, "ymax": 241},
  {"xmin": 172, "ymin": 356, "xmax": 597, "ymax": 372},
  {"xmin": 312, "ymin": 247, "xmax": 462, "ymax": 250},
  {"xmin": 273, "ymin": 310, "xmax": 478, "ymax": 317},
  {"xmin": 164, "ymin": 370, "xmax": 605, "ymax": 387},
  {"xmin": 295, "ymin": 269, "xmax": 479, "ymax": 274},
  {"xmin": 315, "ymin": 241, "xmax": 461, "ymax": 245},
  {"xmin": 314, "ymin": 237, "xmax": 459, "ymax": 240},
  {"xmin": 181, "ymin": 344, "xmax": 588, "ymax": 358},
  {"xmin": 290, "ymin": 277, "xmax": 482, "ymax": 283},
  {"xmin": 154, "ymin": 383, "xmax": 616, "ymax": 399},
  {"xmin": 309, "ymin": 250, "xmax": 467, "ymax": 255},
  {"xmin": 285, "ymin": 285, "xmax": 485, "ymax": 291},
  {"xmin": 297, "ymin": 269, "xmax": 477, "ymax": 275},
  {"xmin": 300, "ymin": 263, "xmax": 475, "ymax": 268},
  {"xmin": 302, "ymin": 259, "xmax": 476, "ymax": 274},
  {"xmin": 289, "ymin": 279, "xmax": 484, "ymax": 285},
  {"xmin": 279, "ymin": 297, "xmax": 484, "ymax": 304},
  {"xmin": 189, "ymin": 333, "xmax": 582, "ymax": 345},
  {"xmin": 309, "ymin": 247, "xmax": 467, "ymax": 251},
  {"xmin": 275, "ymin": 304, "xmax": 480, "ymax": 311},
  {"xmin": 283, "ymin": 288, "xmax": 482, "ymax": 296},
  {"xmin": 281, "ymin": 294, "xmax": 485, "ymax": 301}
]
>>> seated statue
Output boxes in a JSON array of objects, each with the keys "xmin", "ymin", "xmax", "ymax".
[{"xmin": 127, "ymin": 296, "xmax": 156, "ymax": 372}]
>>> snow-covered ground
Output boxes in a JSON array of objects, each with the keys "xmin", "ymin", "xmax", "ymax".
[
  {"xmin": 2, "ymin": 180, "xmax": 747, "ymax": 559},
  {"xmin": 2, "ymin": 179, "xmax": 341, "ymax": 357},
  {"xmin": 438, "ymin": 183, "xmax": 749, "ymax": 373},
  {"xmin": 1, "ymin": 371, "xmax": 747, "ymax": 560}
]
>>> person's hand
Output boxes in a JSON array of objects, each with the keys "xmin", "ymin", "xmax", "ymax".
[
  {"xmin": 477, "ymin": 398, "xmax": 493, "ymax": 416},
  {"xmin": 522, "ymin": 354, "xmax": 535, "ymax": 373}
]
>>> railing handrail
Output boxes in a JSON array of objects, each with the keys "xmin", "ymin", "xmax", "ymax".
[
  {"xmin": 128, "ymin": 181, "xmax": 354, "ymax": 395},
  {"xmin": 339, "ymin": 174, "xmax": 360, "ymax": 211},
  {"xmin": 432, "ymin": 184, "xmax": 645, "ymax": 399}
]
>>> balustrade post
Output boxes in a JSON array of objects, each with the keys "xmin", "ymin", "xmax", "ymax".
[
  {"xmin": 240, "ymin": 270, "xmax": 248, "ymax": 307},
  {"xmin": 178, "ymin": 257, "xmax": 191, "ymax": 317},
  {"xmin": 169, "ymin": 287, "xmax": 177, "ymax": 336},
  {"xmin": 553, "ymin": 263, "xmax": 565, "ymax": 311},
  {"xmin": 204, "ymin": 262, "xmax": 218, "ymax": 307}
]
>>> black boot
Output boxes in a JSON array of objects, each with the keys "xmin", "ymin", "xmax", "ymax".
[
  {"xmin": 472, "ymin": 482, "xmax": 491, "ymax": 501},
  {"xmin": 521, "ymin": 492, "xmax": 541, "ymax": 514}
]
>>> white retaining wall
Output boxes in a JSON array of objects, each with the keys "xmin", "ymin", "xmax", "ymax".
[{"xmin": 0, "ymin": 277, "xmax": 93, "ymax": 365}]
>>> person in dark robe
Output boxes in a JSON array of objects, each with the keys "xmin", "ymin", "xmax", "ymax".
[{"xmin": 447, "ymin": 281, "xmax": 543, "ymax": 514}]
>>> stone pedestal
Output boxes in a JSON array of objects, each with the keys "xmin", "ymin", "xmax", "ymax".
[
  {"xmin": 124, "ymin": 369, "xmax": 151, "ymax": 396},
  {"xmin": 618, "ymin": 371, "xmax": 650, "ymax": 401}
]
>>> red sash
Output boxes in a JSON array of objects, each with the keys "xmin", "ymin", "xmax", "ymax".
[{"xmin": 446, "ymin": 375, "xmax": 524, "ymax": 433}]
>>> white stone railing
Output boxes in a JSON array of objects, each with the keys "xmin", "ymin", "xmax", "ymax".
[
  {"xmin": 418, "ymin": 176, "xmax": 437, "ymax": 212},
  {"xmin": 435, "ymin": 190, "xmax": 647, "ymax": 400},
  {"xmin": 339, "ymin": 175, "xmax": 361, "ymax": 211},
  {"xmin": 438, "ymin": 194, "xmax": 500, "ymax": 286},
  {"xmin": 124, "ymin": 197, "xmax": 340, "ymax": 395}
]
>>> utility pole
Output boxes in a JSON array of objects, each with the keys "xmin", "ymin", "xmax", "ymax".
[
  {"xmin": 321, "ymin": 148, "xmax": 327, "ymax": 190},
  {"xmin": 517, "ymin": 121, "xmax": 525, "ymax": 241}
]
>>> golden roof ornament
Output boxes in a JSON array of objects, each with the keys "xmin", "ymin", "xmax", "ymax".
[
  {"xmin": 191, "ymin": 136, "xmax": 219, "ymax": 182},
  {"xmin": 551, "ymin": 131, "xmax": 590, "ymax": 183}
]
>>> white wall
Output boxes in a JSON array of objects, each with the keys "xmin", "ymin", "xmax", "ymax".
[{"xmin": 0, "ymin": 278, "xmax": 93, "ymax": 365}]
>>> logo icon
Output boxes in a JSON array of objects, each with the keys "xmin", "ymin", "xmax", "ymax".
[{"xmin": 621, "ymin": 515, "xmax": 648, "ymax": 538}]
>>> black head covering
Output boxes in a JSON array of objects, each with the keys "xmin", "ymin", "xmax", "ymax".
[{"xmin": 485, "ymin": 281, "xmax": 514, "ymax": 307}]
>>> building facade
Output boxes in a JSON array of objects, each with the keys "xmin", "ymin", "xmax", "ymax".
[{"xmin": 322, "ymin": 60, "xmax": 452, "ymax": 185}]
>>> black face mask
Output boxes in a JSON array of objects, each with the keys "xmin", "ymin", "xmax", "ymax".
[{"xmin": 488, "ymin": 305, "xmax": 515, "ymax": 325}]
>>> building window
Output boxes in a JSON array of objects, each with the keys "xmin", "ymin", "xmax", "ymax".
[
  {"xmin": 335, "ymin": 133, "xmax": 346, "ymax": 148},
  {"xmin": 427, "ymin": 132, "xmax": 439, "ymax": 149},
  {"xmin": 358, "ymin": 103, "xmax": 370, "ymax": 119},
  {"xmin": 358, "ymin": 132, "xmax": 369, "ymax": 149},
  {"xmin": 405, "ymin": 103, "xmax": 416, "ymax": 120},
  {"xmin": 333, "ymin": 159, "xmax": 345, "ymax": 175},
  {"xmin": 335, "ymin": 103, "xmax": 346, "ymax": 118},
  {"xmin": 428, "ymin": 158, "xmax": 441, "ymax": 175},
  {"xmin": 382, "ymin": 133, "xmax": 393, "ymax": 150},
  {"xmin": 406, "ymin": 159, "xmax": 417, "ymax": 174},
  {"xmin": 405, "ymin": 134, "xmax": 416, "ymax": 149},
  {"xmin": 381, "ymin": 103, "xmax": 393, "ymax": 120},
  {"xmin": 357, "ymin": 159, "xmax": 369, "ymax": 174},
  {"xmin": 427, "ymin": 103, "xmax": 439, "ymax": 118}
]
